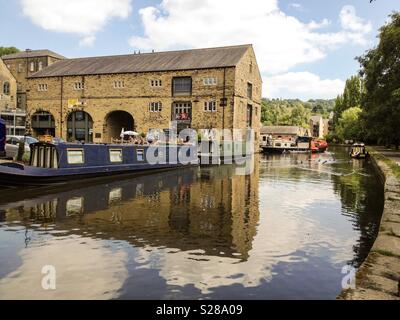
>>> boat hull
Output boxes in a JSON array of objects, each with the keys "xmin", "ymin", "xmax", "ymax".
[{"xmin": 0, "ymin": 162, "xmax": 198, "ymax": 187}]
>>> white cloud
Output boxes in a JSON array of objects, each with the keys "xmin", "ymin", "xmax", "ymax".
[
  {"xmin": 264, "ymin": 72, "xmax": 345, "ymax": 100},
  {"xmin": 20, "ymin": 0, "xmax": 133, "ymax": 46},
  {"xmin": 340, "ymin": 5, "xmax": 372, "ymax": 33},
  {"xmin": 130, "ymin": 0, "xmax": 372, "ymax": 74}
]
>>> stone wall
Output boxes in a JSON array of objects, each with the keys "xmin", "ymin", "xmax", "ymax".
[
  {"xmin": 3, "ymin": 55, "xmax": 62, "ymax": 110},
  {"xmin": 339, "ymin": 152, "xmax": 400, "ymax": 300},
  {"xmin": 0, "ymin": 59, "xmax": 17, "ymax": 110}
]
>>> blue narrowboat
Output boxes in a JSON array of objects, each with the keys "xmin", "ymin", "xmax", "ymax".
[
  {"xmin": 0, "ymin": 118, "xmax": 5, "ymax": 158},
  {"xmin": 0, "ymin": 142, "xmax": 198, "ymax": 186}
]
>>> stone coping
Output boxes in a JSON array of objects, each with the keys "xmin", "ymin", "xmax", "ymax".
[{"xmin": 338, "ymin": 149, "xmax": 400, "ymax": 300}]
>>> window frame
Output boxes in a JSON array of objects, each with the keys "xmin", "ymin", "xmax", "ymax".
[
  {"xmin": 3, "ymin": 82, "xmax": 10, "ymax": 95},
  {"xmin": 149, "ymin": 101, "xmax": 162, "ymax": 112},
  {"xmin": 136, "ymin": 149, "xmax": 145, "ymax": 162},
  {"xmin": 204, "ymin": 100, "xmax": 216, "ymax": 112},
  {"xmin": 38, "ymin": 83, "xmax": 48, "ymax": 92},
  {"xmin": 113, "ymin": 80, "xmax": 125, "ymax": 89},
  {"xmin": 67, "ymin": 148, "xmax": 85, "ymax": 165},
  {"xmin": 109, "ymin": 149, "xmax": 123, "ymax": 163},
  {"xmin": 150, "ymin": 79, "xmax": 162, "ymax": 87},
  {"xmin": 172, "ymin": 77, "xmax": 192, "ymax": 96},
  {"xmin": 203, "ymin": 77, "xmax": 217, "ymax": 86},
  {"xmin": 74, "ymin": 82, "xmax": 84, "ymax": 91}
]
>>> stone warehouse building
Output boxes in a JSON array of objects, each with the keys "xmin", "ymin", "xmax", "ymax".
[
  {"xmin": 2, "ymin": 49, "xmax": 65, "ymax": 111},
  {"xmin": 25, "ymin": 45, "xmax": 262, "ymax": 144}
]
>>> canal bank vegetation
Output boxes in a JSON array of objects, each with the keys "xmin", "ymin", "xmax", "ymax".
[
  {"xmin": 331, "ymin": 12, "xmax": 400, "ymax": 148},
  {"xmin": 367, "ymin": 147, "xmax": 400, "ymax": 180}
]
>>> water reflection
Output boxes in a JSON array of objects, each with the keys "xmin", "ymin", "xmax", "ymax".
[{"xmin": 0, "ymin": 148, "xmax": 383, "ymax": 299}]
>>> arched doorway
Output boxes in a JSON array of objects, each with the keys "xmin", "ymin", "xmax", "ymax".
[
  {"xmin": 105, "ymin": 111, "xmax": 135, "ymax": 142},
  {"xmin": 67, "ymin": 111, "xmax": 93, "ymax": 142},
  {"xmin": 31, "ymin": 111, "xmax": 55, "ymax": 137}
]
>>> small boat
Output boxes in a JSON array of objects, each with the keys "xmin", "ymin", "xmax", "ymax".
[
  {"xmin": 311, "ymin": 139, "xmax": 328, "ymax": 153},
  {"xmin": 0, "ymin": 142, "xmax": 198, "ymax": 186},
  {"xmin": 350, "ymin": 143, "xmax": 369, "ymax": 159}
]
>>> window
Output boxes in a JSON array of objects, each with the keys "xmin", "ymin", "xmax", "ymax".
[
  {"xmin": 74, "ymin": 82, "xmax": 84, "ymax": 90},
  {"xmin": 18, "ymin": 64, "xmax": 23, "ymax": 73},
  {"xmin": 249, "ymin": 62, "xmax": 253, "ymax": 74},
  {"xmin": 172, "ymin": 77, "xmax": 192, "ymax": 96},
  {"xmin": 204, "ymin": 101, "xmax": 216, "ymax": 112},
  {"xmin": 173, "ymin": 102, "xmax": 192, "ymax": 121},
  {"xmin": 150, "ymin": 79, "xmax": 162, "ymax": 87},
  {"xmin": 30, "ymin": 62, "xmax": 35, "ymax": 72},
  {"xmin": 38, "ymin": 61, "xmax": 43, "ymax": 71},
  {"xmin": 67, "ymin": 149, "xmax": 84, "ymax": 164},
  {"xmin": 247, "ymin": 82, "xmax": 253, "ymax": 99},
  {"xmin": 113, "ymin": 80, "xmax": 125, "ymax": 89},
  {"xmin": 38, "ymin": 84, "xmax": 48, "ymax": 92},
  {"xmin": 3, "ymin": 82, "xmax": 10, "ymax": 95},
  {"xmin": 203, "ymin": 77, "xmax": 217, "ymax": 86},
  {"xmin": 109, "ymin": 149, "xmax": 123, "ymax": 163},
  {"xmin": 247, "ymin": 105, "xmax": 253, "ymax": 127},
  {"xmin": 149, "ymin": 102, "xmax": 162, "ymax": 112},
  {"xmin": 137, "ymin": 149, "xmax": 144, "ymax": 162}
]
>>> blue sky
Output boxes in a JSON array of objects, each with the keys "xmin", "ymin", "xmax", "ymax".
[{"xmin": 1, "ymin": 0, "xmax": 399, "ymax": 100}]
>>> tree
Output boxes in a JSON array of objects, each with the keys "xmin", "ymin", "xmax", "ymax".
[
  {"xmin": 333, "ymin": 75, "xmax": 364, "ymax": 127},
  {"xmin": 0, "ymin": 46, "xmax": 19, "ymax": 57},
  {"xmin": 261, "ymin": 98, "xmax": 330, "ymax": 127},
  {"xmin": 336, "ymin": 107, "xmax": 363, "ymax": 141},
  {"xmin": 289, "ymin": 104, "xmax": 311, "ymax": 128},
  {"xmin": 358, "ymin": 12, "xmax": 400, "ymax": 148}
]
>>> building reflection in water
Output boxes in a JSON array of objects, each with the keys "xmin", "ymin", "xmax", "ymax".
[{"xmin": 0, "ymin": 158, "xmax": 261, "ymax": 298}]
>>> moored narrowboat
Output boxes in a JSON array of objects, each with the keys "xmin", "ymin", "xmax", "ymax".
[
  {"xmin": 0, "ymin": 142, "xmax": 199, "ymax": 186},
  {"xmin": 350, "ymin": 143, "xmax": 369, "ymax": 159}
]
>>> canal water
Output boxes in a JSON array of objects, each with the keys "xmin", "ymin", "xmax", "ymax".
[{"xmin": 0, "ymin": 147, "xmax": 384, "ymax": 299}]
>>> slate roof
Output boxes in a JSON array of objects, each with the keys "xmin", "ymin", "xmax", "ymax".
[
  {"xmin": 2, "ymin": 49, "xmax": 65, "ymax": 60},
  {"xmin": 28, "ymin": 45, "xmax": 252, "ymax": 78}
]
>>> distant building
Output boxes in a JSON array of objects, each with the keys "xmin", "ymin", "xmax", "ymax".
[
  {"xmin": 2, "ymin": 49, "xmax": 65, "ymax": 111},
  {"xmin": 260, "ymin": 126, "xmax": 308, "ymax": 143},
  {"xmin": 0, "ymin": 58, "xmax": 26, "ymax": 136},
  {"xmin": 0, "ymin": 58, "xmax": 17, "ymax": 111},
  {"xmin": 310, "ymin": 116, "xmax": 325, "ymax": 138}
]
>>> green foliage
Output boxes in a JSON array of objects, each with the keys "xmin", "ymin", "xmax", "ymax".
[
  {"xmin": 357, "ymin": 11, "xmax": 400, "ymax": 147},
  {"xmin": 261, "ymin": 98, "xmax": 334, "ymax": 127},
  {"xmin": 336, "ymin": 107, "xmax": 363, "ymax": 141},
  {"xmin": 0, "ymin": 46, "xmax": 19, "ymax": 57},
  {"xmin": 333, "ymin": 75, "xmax": 364, "ymax": 126}
]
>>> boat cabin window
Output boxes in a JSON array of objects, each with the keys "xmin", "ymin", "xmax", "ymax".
[
  {"xmin": 137, "ymin": 149, "xmax": 145, "ymax": 162},
  {"xmin": 67, "ymin": 149, "xmax": 84, "ymax": 164},
  {"xmin": 275, "ymin": 143, "xmax": 281, "ymax": 147},
  {"xmin": 110, "ymin": 149, "xmax": 123, "ymax": 163}
]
